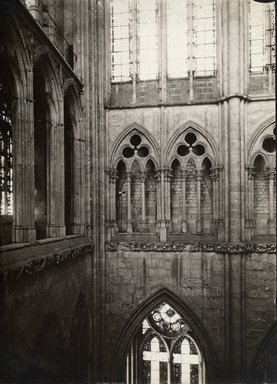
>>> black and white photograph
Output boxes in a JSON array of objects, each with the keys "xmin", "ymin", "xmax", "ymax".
[{"xmin": 0, "ymin": 0, "xmax": 276, "ymax": 383}]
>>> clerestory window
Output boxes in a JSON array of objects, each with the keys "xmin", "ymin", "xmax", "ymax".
[
  {"xmin": 249, "ymin": 0, "xmax": 275, "ymax": 73},
  {"xmin": 110, "ymin": 0, "xmax": 216, "ymax": 82},
  {"xmin": 167, "ymin": 0, "xmax": 216, "ymax": 78}
]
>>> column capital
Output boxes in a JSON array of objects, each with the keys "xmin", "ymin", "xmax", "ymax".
[
  {"xmin": 196, "ymin": 169, "xmax": 202, "ymax": 181},
  {"xmin": 106, "ymin": 168, "xmax": 118, "ymax": 182},
  {"xmin": 266, "ymin": 167, "xmax": 276, "ymax": 180},
  {"xmin": 125, "ymin": 171, "xmax": 133, "ymax": 180},
  {"xmin": 245, "ymin": 166, "xmax": 256, "ymax": 180},
  {"xmin": 210, "ymin": 168, "xmax": 220, "ymax": 181},
  {"xmin": 139, "ymin": 171, "xmax": 147, "ymax": 182}
]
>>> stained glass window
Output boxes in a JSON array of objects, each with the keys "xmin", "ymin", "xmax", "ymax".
[
  {"xmin": 142, "ymin": 335, "xmax": 168, "ymax": 384},
  {"xmin": 172, "ymin": 336, "xmax": 201, "ymax": 384},
  {"xmin": 0, "ymin": 74, "xmax": 13, "ymax": 216},
  {"xmin": 148, "ymin": 302, "xmax": 189, "ymax": 337},
  {"xmin": 137, "ymin": 303, "xmax": 205, "ymax": 384},
  {"xmin": 249, "ymin": 1, "xmax": 275, "ymax": 73}
]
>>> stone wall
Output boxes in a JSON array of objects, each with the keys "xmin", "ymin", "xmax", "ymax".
[
  {"xmin": 104, "ymin": 242, "xmax": 276, "ymax": 382},
  {"xmin": 0, "ymin": 238, "xmax": 93, "ymax": 384}
]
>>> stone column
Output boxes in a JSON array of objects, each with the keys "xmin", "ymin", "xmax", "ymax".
[
  {"xmin": 155, "ymin": 169, "xmax": 166, "ymax": 241},
  {"xmin": 126, "ymin": 172, "xmax": 133, "ymax": 233},
  {"xmin": 46, "ymin": 96, "xmax": 66, "ymax": 239},
  {"xmin": 140, "ymin": 171, "xmax": 146, "ymax": 231},
  {"xmin": 267, "ymin": 168, "xmax": 276, "ymax": 234},
  {"xmin": 246, "ymin": 166, "xmax": 256, "ymax": 226},
  {"xmin": 211, "ymin": 167, "xmax": 220, "ymax": 222},
  {"xmin": 227, "ymin": 0, "xmax": 243, "ymax": 242},
  {"xmin": 196, "ymin": 170, "xmax": 202, "ymax": 233},
  {"xmin": 107, "ymin": 169, "xmax": 118, "ymax": 238},
  {"xmin": 12, "ymin": 68, "xmax": 36, "ymax": 243},
  {"xmin": 181, "ymin": 169, "xmax": 187, "ymax": 233},
  {"xmin": 164, "ymin": 169, "xmax": 172, "ymax": 224}
]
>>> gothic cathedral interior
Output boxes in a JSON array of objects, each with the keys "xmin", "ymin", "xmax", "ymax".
[{"xmin": 0, "ymin": 0, "xmax": 276, "ymax": 383}]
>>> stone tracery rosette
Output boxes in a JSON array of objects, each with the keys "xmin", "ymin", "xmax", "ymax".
[{"xmin": 148, "ymin": 302, "xmax": 190, "ymax": 338}]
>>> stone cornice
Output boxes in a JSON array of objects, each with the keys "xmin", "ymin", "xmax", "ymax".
[
  {"xmin": 106, "ymin": 241, "xmax": 276, "ymax": 254},
  {"xmin": 0, "ymin": 243, "xmax": 94, "ymax": 282}
]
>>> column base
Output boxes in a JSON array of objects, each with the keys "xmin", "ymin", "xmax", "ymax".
[
  {"xmin": 12, "ymin": 226, "xmax": 36, "ymax": 243},
  {"xmin": 181, "ymin": 221, "xmax": 187, "ymax": 233},
  {"xmin": 159, "ymin": 221, "xmax": 167, "ymax": 242},
  {"xmin": 46, "ymin": 225, "xmax": 66, "ymax": 238},
  {"xmin": 196, "ymin": 221, "xmax": 201, "ymax": 233},
  {"xmin": 65, "ymin": 223, "xmax": 83, "ymax": 236},
  {"xmin": 127, "ymin": 221, "xmax": 133, "ymax": 233},
  {"xmin": 212, "ymin": 220, "xmax": 225, "ymax": 242},
  {"xmin": 139, "ymin": 220, "xmax": 147, "ymax": 232},
  {"xmin": 268, "ymin": 220, "xmax": 276, "ymax": 235}
]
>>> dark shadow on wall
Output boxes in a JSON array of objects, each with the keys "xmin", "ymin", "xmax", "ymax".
[
  {"xmin": 68, "ymin": 292, "xmax": 92, "ymax": 383},
  {"xmin": 19, "ymin": 313, "xmax": 68, "ymax": 384},
  {"xmin": 250, "ymin": 320, "xmax": 277, "ymax": 384}
]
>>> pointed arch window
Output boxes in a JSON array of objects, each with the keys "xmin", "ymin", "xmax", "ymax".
[
  {"xmin": 126, "ymin": 302, "xmax": 205, "ymax": 384},
  {"xmin": 113, "ymin": 131, "xmax": 157, "ymax": 234},
  {"xmin": 169, "ymin": 130, "xmax": 216, "ymax": 235}
]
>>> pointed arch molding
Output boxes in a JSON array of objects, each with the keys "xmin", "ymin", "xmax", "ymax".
[
  {"xmin": 109, "ymin": 123, "xmax": 160, "ymax": 167},
  {"xmin": 165, "ymin": 120, "xmax": 219, "ymax": 166},
  {"xmin": 251, "ymin": 320, "xmax": 277, "ymax": 382},
  {"xmin": 247, "ymin": 116, "xmax": 275, "ymax": 164},
  {"xmin": 111, "ymin": 288, "xmax": 220, "ymax": 383}
]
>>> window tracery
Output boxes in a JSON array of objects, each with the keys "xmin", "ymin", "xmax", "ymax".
[
  {"xmin": 249, "ymin": 0, "xmax": 275, "ymax": 73},
  {"xmin": 126, "ymin": 302, "xmax": 205, "ymax": 384},
  {"xmin": 247, "ymin": 125, "xmax": 276, "ymax": 238},
  {"xmin": 110, "ymin": 131, "xmax": 158, "ymax": 234},
  {"xmin": 110, "ymin": 0, "xmax": 216, "ymax": 82},
  {"xmin": 168, "ymin": 129, "xmax": 217, "ymax": 235}
]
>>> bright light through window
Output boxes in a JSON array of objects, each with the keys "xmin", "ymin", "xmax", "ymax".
[
  {"xmin": 111, "ymin": 0, "xmax": 132, "ymax": 82},
  {"xmin": 193, "ymin": 0, "xmax": 216, "ymax": 76},
  {"xmin": 137, "ymin": 0, "xmax": 158, "ymax": 80},
  {"xmin": 249, "ymin": 1, "xmax": 275, "ymax": 73},
  {"xmin": 167, "ymin": 0, "xmax": 188, "ymax": 78}
]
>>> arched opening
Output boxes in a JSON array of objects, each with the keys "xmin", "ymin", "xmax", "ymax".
[
  {"xmin": 186, "ymin": 158, "xmax": 197, "ymax": 233},
  {"xmin": 33, "ymin": 63, "xmax": 48, "ymax": 240},
  {"xmin": 116, "ymin": 160, "xmax": 127, "ymax": 232},
  {"xmin": 201, "ymin": 158, "xmax": 212, "ymax": 234},
  {"xmin": 131, "ymin": 159, "xmax": 142, "ymax": 233},
  {"xmin": 171, "ymin": 159, "xmax": 182, "ymax": 233},
  {"xmin": 125, "ymin": 301, "xmax": 206, "ymax": 384},
  {"xmin": 64, "ymin": 91, "xmax": 75, "ymax": 235},
  {"xmin": 253, "ymin": 155, "xmax": 269, "ymax": 235},
  {"xmin": 145, "ymin": 159, "xmax": 156, "ymax": 233},
  {"xmin": 0, "ymin": 59, "xmax": 14, "ymax": 245}
]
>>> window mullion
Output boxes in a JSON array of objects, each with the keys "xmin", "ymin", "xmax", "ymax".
[
  {"xmin": 188, "ymin": 0, "xmax": 194, "ymax": 76},
  {"xmin": 131, "ymin": 0, "xmax": 137, "ymax": 100}
]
